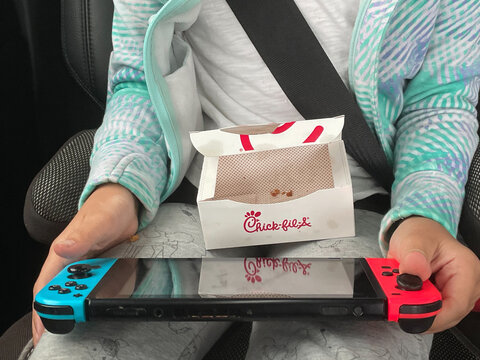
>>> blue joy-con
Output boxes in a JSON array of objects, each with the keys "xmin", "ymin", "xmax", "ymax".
[{"xmin": 34, "ymin": 258, "xmax": 117, "ymax": 326}]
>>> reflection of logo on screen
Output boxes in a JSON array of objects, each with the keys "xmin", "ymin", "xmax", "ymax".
[
  {"xmin": 244, "ymin": 257, "xmax": 312, "ymax": 283},
  {"xmin": 243, "ymin": 211, "xmax": 311, "ymax": 234}
]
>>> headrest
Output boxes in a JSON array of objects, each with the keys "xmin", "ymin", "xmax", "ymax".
[{"xmin": 61, "ymin": 0, "xmax": 114, "ymax": 107}]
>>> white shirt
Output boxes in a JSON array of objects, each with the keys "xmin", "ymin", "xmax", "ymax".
[{"xmin": 185, "ymin": 0, "xmax": 387, "ymax": 200}]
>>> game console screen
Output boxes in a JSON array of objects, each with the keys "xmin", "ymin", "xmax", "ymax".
[{"xmin": 89, "ymin": 258, "xmax": 377, "ymax": 299}]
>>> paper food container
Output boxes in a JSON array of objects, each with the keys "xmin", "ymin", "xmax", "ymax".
[{"xmin": 190, "ymin": 116, "xmax": 355, "ymax": 250}]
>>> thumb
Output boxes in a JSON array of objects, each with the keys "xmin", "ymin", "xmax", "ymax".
[
  {"xmin": 52, "ymin": 212, "xmax": 113, "ymax": 260},
  {"xmin": 53, "ymin": 236, "xmax": 93, "ymax": 260},
  {"xmin": 399, "ymin": 250, "xmax": 432, "ymax": 281},
  {"xmin": 52, "ymin": 183, "xmax": 139, "ymax": 260},
  {"xmin": 389, "ymin": 217, "xmax": 439, "ymax": 281}
]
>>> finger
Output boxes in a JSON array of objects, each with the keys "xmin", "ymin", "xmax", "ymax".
[
  {"xmin": 53, "ymin": 215, "xmax": 111, "ymax": 260},
  {"xmin": 34, "ymin": 249, "xmax": 74, "ymax": 294},
  {"xmin": 389, "ymin": 219, "xmax": 439, "ymax": 281},
  {"xmin": 53, "ymin": 185, "xmax": 138, "ymax": 259},
  {"xmin": 32, "ymin": 249, "xmax": 91, "ymax": 346},
  {"xmin": 32, "ymin": 310, "xmax": 44, "ymax": 347},
  {"xmin": 392, "ymin": 239, "xmax": 434, "ymax": 281},
  {"xmin": 427, "ymin": 272, "xmax": 473, "ymax": 333},
  {"xmin": 399, "ymin": 250, "xmax": 432, "ymax": 281},
  {"xmin": 32, "ymin": 250, "xmax": 72, "ymax": 346},
  {"xmin": 53, "ymin": 208, "xmax": 132, "ymax": 260},
  {"xmin": 427, "ymin": 253, "xmax": 479, "ymax": 333}
]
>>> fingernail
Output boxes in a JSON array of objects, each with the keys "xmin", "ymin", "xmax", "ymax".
[{"xmin": 58, "ymin": 239, "xmax": 76, "ymax": 247}]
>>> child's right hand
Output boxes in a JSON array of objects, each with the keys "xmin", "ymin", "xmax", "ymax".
[
  {"xmin": 31, "ymin": 183, "xmax": 139, "ymax": 346},
  {"xmin": 388, "ymin": 216, "xmax": 480, "ymax": 333}
]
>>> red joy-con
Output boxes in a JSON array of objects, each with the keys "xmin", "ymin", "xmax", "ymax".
[
  {"xmin": 365, "ymin": 258, "xmax": 442, "ymax": 324},
  {"xmin": 474, "ymin": 299, "xmax": 480, "ymax": 312}
]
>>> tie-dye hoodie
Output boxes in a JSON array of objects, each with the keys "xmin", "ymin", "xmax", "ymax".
[{"xmin": 80, "ymin": 0, "xmax": 480, "ymax": 253}]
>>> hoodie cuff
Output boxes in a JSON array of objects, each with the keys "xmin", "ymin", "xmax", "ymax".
[
  {"xmin": 379, "ymin": 170, "xmax": 463, "ymax": 255},
  {"xmin": 79, "ymin": 143, "xmax": 168, "ymax": 231}
]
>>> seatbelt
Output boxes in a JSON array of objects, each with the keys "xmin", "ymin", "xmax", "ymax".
[{"xmin": 225, "ymin": 0, "xmax": 394, "ymax": 192}]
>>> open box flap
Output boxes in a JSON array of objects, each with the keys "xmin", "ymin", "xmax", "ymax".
[{"xmin": 190, "ymin": 116, "xmax": 344, "ymax": 157}]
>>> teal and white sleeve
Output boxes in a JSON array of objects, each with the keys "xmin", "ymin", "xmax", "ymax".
[
  {"xmin": 380, "ymin": 1, "xmax": 480, "ymax": 253},
  {"xmin": 79, "ymin": 0, "xmax": 167, "ymax": 230}
]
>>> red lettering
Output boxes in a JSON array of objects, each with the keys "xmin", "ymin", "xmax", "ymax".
[
  {"xmin": 244, "ymin": 216, "xmax": 259, "ymax": 233},
  {"xmin": 243, "ymin": 212, "xmax": 311, "ymax": 234},
  {"xmin": 244, "ymin": 257, "xmax": 312, "ymax": 283}
]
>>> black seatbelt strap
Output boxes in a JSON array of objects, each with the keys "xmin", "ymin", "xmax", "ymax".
[{"xmin": 225, "ymin": 0, "xmax": 394, "ymax": 192}]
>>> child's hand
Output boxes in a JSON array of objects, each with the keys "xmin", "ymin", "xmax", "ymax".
[
  {"xmin": 387, "ymin": 216, "xmax": 480, "ymax": 333},
  {"xmin": 32, "ymin": 183, "xmax": 139, "ymax": 346}
]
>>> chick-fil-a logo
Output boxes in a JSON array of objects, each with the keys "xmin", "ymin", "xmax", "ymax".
[
  {"xmin": 244, "ymin": 257, "xmax": 312, "ymax": 283},
  {"xmin": 243, "ymin": 211, "xmax": 311, "ymax": 233}
]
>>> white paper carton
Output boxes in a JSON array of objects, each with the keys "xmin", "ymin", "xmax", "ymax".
[{"xmin": 190, "ymin": 117, "xmax": 354, "ymax": 250}]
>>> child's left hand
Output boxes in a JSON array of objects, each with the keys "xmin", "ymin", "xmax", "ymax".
[{"xmin": 387, "ymin": 216, "xmax": 480, "ymax": 333}]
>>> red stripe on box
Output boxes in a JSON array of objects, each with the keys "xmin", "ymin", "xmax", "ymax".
[
  {"xmin": 240, "ymin": 134, "xmax": 254, "ymax": 151},
  {"xmin": 272, "ymin": 122, "xmax": 295, "ymax": 134},
  {"xmin": 303, "ymin": 125, "xmax": 324, "ymax": 143}
]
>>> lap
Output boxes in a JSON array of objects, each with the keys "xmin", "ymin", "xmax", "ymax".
[
  {"xmin": 101, "ymin": 203, "xmax": 383, "ymax": 259},
  {"xmin": 246, "ymin": 320, "xmax": 432, "ymax": 360},
  {"xmin": 29, "ymin": 321, "xmax": 230, "ymax": 360},
  {"xmin": 29, "ymin": 203, "xmax": 432, "ymax": 360}
]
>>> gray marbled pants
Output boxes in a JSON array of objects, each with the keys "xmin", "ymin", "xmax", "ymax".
[{"xmin": 23, "ymin": 204, "xmax": 432, "ymax": 360}]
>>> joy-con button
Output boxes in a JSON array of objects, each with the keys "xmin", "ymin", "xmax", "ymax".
[
  {"xmin": 396, "ymin": 273, "xmax": 423, "ymax": 291},
  {"xmin": 67, "ymin": 264, "xmax": 97, "ymax": 279},
  {"xmin": 73, "ymin": 293, "xmax": 83, "ymax": 298},
  {"xmin": 399, "ymin": 300, "xmax": 442, "ymax": 314},
  {"xmin": 392, "ymin": 269, "xmax": 399, "ymax": 273},
  {"xmin": 34, "ymin": 302, "xmax": 73, "ymax": 316},
  {"xmin": 48, "ymin": 285, "xmax": 61, "ymax": 291},
  {"xmin": 58, "ymin": 288, "xmax": 71, "ymax": 294},
  {"xmin": 68, "ymin": 264, "xmax": 93, "ymax": 274},
  {"xmin": 352, "ymin": 306, "xmax": 364, "ymax": 317},
  {"xmin": 382, "ymin": 271, "xmax": 393, "ymax": 276},
  {"xmin": 65, "ymin": 281, "xmax": 77, "ymax": 287},
  {"xmin": 75, "ymin": 284, "xmax": 88, "ymax": 290}
]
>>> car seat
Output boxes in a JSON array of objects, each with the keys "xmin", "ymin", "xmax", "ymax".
[{"xmin": 2, "ymin": 0, "xmax": 480, "ymax": 359}]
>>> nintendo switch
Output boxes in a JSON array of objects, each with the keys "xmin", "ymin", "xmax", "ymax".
[{"xmin": 34, "ymin": 257, "xmax": 442, "ymax": 335}]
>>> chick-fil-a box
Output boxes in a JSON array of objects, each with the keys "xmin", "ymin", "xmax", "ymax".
[{"xmin": 190, "ymin": 117, "xmax": 354, "ymax": 250}]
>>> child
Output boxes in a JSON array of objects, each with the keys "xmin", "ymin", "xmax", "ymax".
[{"xmin": 27, "ymin": 0, "xmax": 480, "ymax": 359}]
